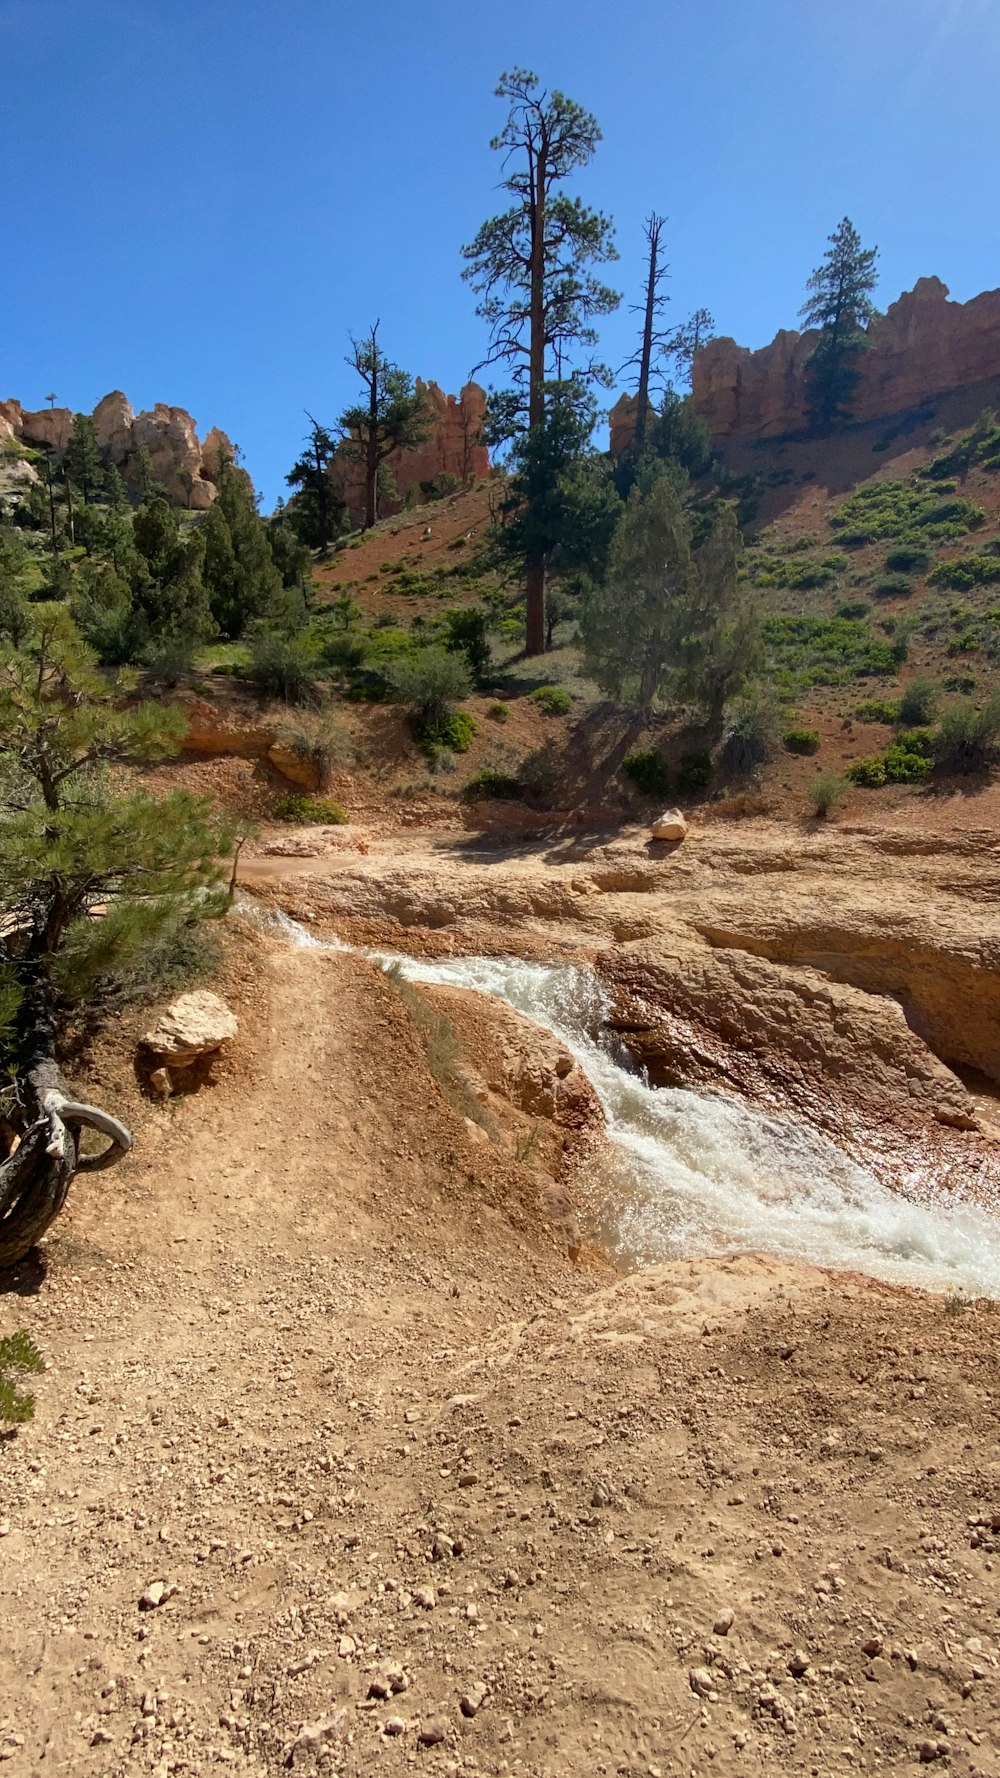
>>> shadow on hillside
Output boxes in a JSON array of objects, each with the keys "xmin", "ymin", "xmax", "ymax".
[{"xmin": 724, "ymin": 375, "xmax": 1000, "ymax": 535}]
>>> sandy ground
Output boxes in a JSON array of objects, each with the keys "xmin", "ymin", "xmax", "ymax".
[{"xmin": 2, "ymin": 921, "xmax": 1000, "ymax": 1778}]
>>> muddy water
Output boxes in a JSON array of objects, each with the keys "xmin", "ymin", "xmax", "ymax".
[{"xmin": 271, "ymin": 910, "xmax": 1000, "ymax": 1298}]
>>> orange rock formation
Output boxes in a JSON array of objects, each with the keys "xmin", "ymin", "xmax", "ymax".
[
  {"xmin": 0, "ymin": 391, "xmax": 236, "ymax": 508},
  {"xmin": 329, "ymin": 379, "xmax": 489, "ymax": 522},
  {"xmin": 691, "ymin": 277, "xmax": 1000, "ymax": 440}
]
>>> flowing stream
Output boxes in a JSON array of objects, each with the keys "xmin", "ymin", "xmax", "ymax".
[{"xmin": 273, "ymin": 909, "xmax": 1000, "ymax": 1297}]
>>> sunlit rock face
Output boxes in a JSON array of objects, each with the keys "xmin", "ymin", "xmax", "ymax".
[
  {"xmin": 688, "ymin": 278, "xmax": 1000, "ymax": 440},
  {"xmin": 1, "ymin": 390, "xmax": 236, "ymax": 507}
]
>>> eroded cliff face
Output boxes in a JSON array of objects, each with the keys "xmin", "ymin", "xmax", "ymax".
[
  {"xmin": 689, "ymin": 277, "xmax": 1000, "ymax": 440},
  {"xmin": 328, "ymin": 379, "xmax": 489, "ymax": 523},
  {"xmin": 0, "ymin": 391, "xmax": 236, "ymax": 507}
]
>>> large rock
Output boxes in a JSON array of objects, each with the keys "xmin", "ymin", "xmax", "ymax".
[
  {"xmin": 650, "ymin": 809, "xmax": 687, "ymax": 842},
  {"xmin": 141, "ymin": 991, "xmax": 238, "ymax": 1067},
  {"xmin": 684, "ymin": 277, "xmax": 1000, "ymax": 441}
]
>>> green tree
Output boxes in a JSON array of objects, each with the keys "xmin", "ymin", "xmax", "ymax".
[
  {"xmin": 495, "ymin": 386, "xmax": 623, "ymax": 638},
  {"xmin": 64, "ymin": 414, "xmax": 103, "ymax": 505},
  {"xmin": 285, "ymin": 418, "xmax": 347, "ymax": 556},
  {"xmin": 677, "ymin": 502, "xmax": 760, "ymax": 732},
  {"xmin": 201, "ymin": 454, "xmax": 284, "ymax": 638},
  {"xmin": 581, "ymin": 473, "xmax": 694, "ymax": 709},
  {"xmin": 0, "ymin": 527, "xmax": 32, "ymax": 647},
  {"xmin": 338, "ymin": 326, "xmax": 432, "ymax": 530},
  {"xmin": 800, "ymin": 218, "xmax": 879, "ymax": 430},
  {"xmin": 462, "ymin": 69, "xmax": 619, "ymax": 654},
  {"xmin": 581, "ymin": 473, "xmax": 758, "ymax": 721},
  {"xmin": 667, "ymin": 308, "xmax": 716, "ymax": 387},
  {"xmin": 131, "ymin": 497, "xmax": 212, "ymax": 642},
  {"xmin": 0, "ymin": 613, "xmax": 234, "ymax": 1267}
]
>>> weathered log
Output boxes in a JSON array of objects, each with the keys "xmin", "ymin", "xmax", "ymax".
[{"xmin": 0, "ymin": 1060, "xmax": 132, "ymax": 1269}]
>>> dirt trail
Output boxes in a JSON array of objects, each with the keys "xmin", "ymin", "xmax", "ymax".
[{"xmin": 2, "ymin": 923, "xmax": 1000, "ymax": 1778}]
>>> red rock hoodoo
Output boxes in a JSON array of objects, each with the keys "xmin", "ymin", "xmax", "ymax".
[
  {"xmin": 691, "ymin": 277, "xmax": 1000, "ymax": 441},
  {"xmin": 608, "ymin": 278, "xmax": 1000, "ymax": 450},
  {"xmin": 328, "ymin": 379, "xmax": 489, "ymax": 523}
]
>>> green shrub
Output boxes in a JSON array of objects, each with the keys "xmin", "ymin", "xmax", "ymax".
[
  {"xmin": 141, "ymin": 635, "xmax": 195, "ymax": 687},
  {"xmin": 463, "ymin": 768, "xmax": 523, "ymax": 800},
  {"xmin": 487, "ymin": 700, "xmax": 509, "ymax": 722},
  {"xmin": 837, "ymin": 599, "xmax": 871, "ymax": 620},
  {"xmin": 855, "ymin": 699, "xmax": 899, "ymax": 724},
  {"xmin": 883, "ymin": 744, "xmax": 933, "ymax": 784},
  {"xmin": 847, "ymin": 756, "xmax": 888, "ymax": 787},
  {"xmin": 622, "ymin": 750, "xmax": 671, "ymax": 796},
  {"xmin": 934, "ymin": 694, "xmax": 1000, "ymax": 774},
  {"xmin": 721, "ymin": 688, "xmax": 780, "ymax": 773},
  {"xmin": 519, "ymin": 745, "xmax": 561, "ymax": 802},
  {"xmin": 885, "ymin": 543, "xmax": 931, "ymax": 573},
  {"xmin": 0, "ymin": 1331, "xmax": 44, "ymax": 1426},
  {"xmin": 249, "ymin": 631, "xmax": 321, "ymax": 705},
  {"xmin": 677, "ymin": 749, "xmax": 713, "ymax": 794},
  {"xmin": 873, "ymin": 572, "xmax": 914, "ymax": 600},
  {"xmin": 928, "ymin": 549, "xmax": 1000, "ymax": 591},
  {"xmin": 386, "ymin": 646, "xmax": 472, "ymax": 724},
  {"xmin": 421, "ymin": 709, "xmax": 477, "ymax": 754},
  {"xmin": 529, "ymin": 684, "xmax": 573, "ymax": 715},
  {"xmin": 783, "ymin": 726, "xmax": 821, "ymax": 755},
  {"xmin": 275, "ymin": 795, "xmax": 348, "ymax": 824},
  {"xmin": 808, "ymin": 773, "xmax": 846, "ymax": 818},
  {"xmin": 898, "ymin": 675, "xmax": 939, "ymax": 726},
  {"xmin": 830, "ymin": 480, "xmax": 985, "ymax": 545},
  {"xmin": 272, "ymin": 710, "xmax": 350, "ymax": 789}
]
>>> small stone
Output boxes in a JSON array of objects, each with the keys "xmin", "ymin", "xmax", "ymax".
[
  {"xmin": 413, "ymin": 1586, "xmax": 436, "ymax": 1610},
  {"xmin": 384, "ymin": 1717, "xmax": 407, "ymax": 1737},
  {"xmin": 431, "ymin": 1535, "xmax": 454, "ymax": 1562},
  {"xmin": 149, "ymin": 1067, "xmax": 172, "ymax": 1098},
  {"xmin": 138, "ymin": 1581, "xmax": 166, "ymax": 1610},
  {"xmin": 713, "ymin": 1610, "xmax": 734, "ymax": 1637},
  {"xmin": 460, "ymin": 1683, "xmax": 487, "ymax": 1719},
  {"xmin": 387, "ymin": 1667, "xmax": 410, "ymax": 1695},
  {"xmin": 338, "ymin": 1635, "xmax": 356, "ymax": 1658},
  {"xmin": 418, "ymin": 1718, "xmax": 448, "ymax": 1746},
  {"xmin": 689, "ymin": 1666, "xmax": 716, "ymax": 1698},
  {"xmin": 90, "ymin": 1729, "xmax": 113, "ymax": 1746},
  {"xmin": 788, "ymin": 1651, "xmax": 810, "ymax": 1677},
  {"xmin": 861, "ymin": 1636, "xmax": 884, "ymax": 1658},
  {"xmin": 591, "ymin": 1485, "xmax": 610, "ymax": 1508}
]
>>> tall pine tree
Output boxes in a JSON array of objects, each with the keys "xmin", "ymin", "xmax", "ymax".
[
  {"xmin": 463, "ymin": 69, "xmax": 619, "ymax": 654},
  {"xmin": 800, "ymin": 218, "xmax": 879, "ymax": 430}
]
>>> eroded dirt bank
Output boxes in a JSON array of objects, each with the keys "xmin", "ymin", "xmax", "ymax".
[{"xmin": 2, "ymin": 821, "xmax": 1000, "ymax": 1778}]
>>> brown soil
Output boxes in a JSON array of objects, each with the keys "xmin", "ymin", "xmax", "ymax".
[{"xmin": 3, "ymin": 918, "xmax": 1000, "ymax": 1778}]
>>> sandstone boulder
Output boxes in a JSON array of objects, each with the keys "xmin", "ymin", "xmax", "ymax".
[
  {"xmin": 650, "ymin": 809, "xmax": 688, "ymax": 841},
  {"xmin": 141, "ymin": 992, "xmax": 238, "ymax": 1068}
]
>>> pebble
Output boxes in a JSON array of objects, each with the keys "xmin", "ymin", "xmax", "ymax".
[
  {"xmin": 460, "ymin": 1683, "xmax": 487, "ymax": 1718},
  {"xmin": 689, "ymin": 1666, "xmax": 717, "ymax": 1699},
  {"xmin": 384, "ymin": 1717, "xmax": 407, "ymax": 1737},
  {"xmin": 413, "ymin": 1586, "xmax": 436, "ymax": 1610},
  {"xmin": 713, "ymin": 1609, "xmax": 734, "ymax": 1637},
  {"xmin": 138, "ymin": 1581, "xmax": 167, "ymax": 1610},
  {"xmin": 418, "ymin": 1717, "xmax": 448, "ymax": 1746}
]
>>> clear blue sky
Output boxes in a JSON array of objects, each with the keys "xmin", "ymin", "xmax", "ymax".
[{"xmin": 4, "ymin": 0, "xmax": 998, "ymax": 507}]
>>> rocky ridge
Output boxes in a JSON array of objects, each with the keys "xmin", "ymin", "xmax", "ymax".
[
  {"xmin": 609, "ymin": 277, "xmax": 1000, "ymax": 448},
  {"xmin": 0, "ymin": 391, "xmax": 236, "ymax": 508}
]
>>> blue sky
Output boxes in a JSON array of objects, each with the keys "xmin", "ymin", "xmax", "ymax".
[{"xmin": 3, "ymin": 0, "xmax": 999, "ymax": 507}]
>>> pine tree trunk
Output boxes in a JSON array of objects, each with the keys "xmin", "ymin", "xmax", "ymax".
[
  {"xmin": 524, "ymin": 142, "xmax": 548, "ymax": 658},
  {"xmin": 634, "ymin": 218, "xmax": 662, "ymax": 460}
]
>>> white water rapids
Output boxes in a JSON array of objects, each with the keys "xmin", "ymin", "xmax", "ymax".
[{"xmin": 273, "ymin": 909, "xmax": 1000, "ymax": 1297}]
